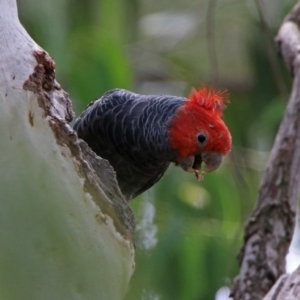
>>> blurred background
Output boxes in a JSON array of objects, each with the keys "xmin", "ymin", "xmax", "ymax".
[{"xmin": 17, "ymin": 0, "xmax": 297, "ymax": 299}]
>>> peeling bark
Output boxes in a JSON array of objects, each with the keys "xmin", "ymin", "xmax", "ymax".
[
  {"xmin": 21, "ymin": 6, "xmax": 135, "ymax": 245},
  {"xmin": 263, "ymin": 267, "xmax": 300, "ymax": 299},
  {"xmin": 0, "ymin": 0, "xmax": 135, "ymax": 299},
  {"xmin": 231, "ymin": 2, "xmax": 300, "ymax": 299}
]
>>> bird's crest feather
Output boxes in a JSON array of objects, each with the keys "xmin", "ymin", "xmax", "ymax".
[{"xmin": 188, "ymin": 86, "xmax": 229, "ymax": 116}]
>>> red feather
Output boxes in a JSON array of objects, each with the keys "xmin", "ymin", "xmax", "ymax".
[
  {"xmin": 169, "ymin": 86, "xmax": 231, "ymax": 160},
  {"xmin": 188, "ymin": 86, "xmax": 229, "ymax": 117}
]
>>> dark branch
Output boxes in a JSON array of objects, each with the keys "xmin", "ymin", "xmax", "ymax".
[
  {"xmin": 231, "ymin": 1, "xmax": 300, "ymax": 299},
  {"xmin": 206, "ymin": 0, "xmax": 219, "ymax": 85}
]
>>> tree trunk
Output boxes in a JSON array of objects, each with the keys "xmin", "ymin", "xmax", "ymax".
[
  {"xmin": 231, "ymin": 1, "xmax": 300, "ymax": 299},
  {"xmin": 0, "ymin": 0, "xmax": 135, "ymax": 299}
]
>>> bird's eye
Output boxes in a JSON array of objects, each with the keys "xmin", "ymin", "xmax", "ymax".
[{"xmin": 197, "ymin": 133, "xmax": 207, "ymax": 144}]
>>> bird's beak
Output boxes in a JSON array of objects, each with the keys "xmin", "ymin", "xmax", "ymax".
[
  {"xmin": 201, "ymin": 153, "xmax": 223, "ymax": 173},
  {"xmin": 178, "ymin": 155, "xmax": 196, "ymax": 172},
  {"xmin": 177, "ymin": 153, "xmax": 223, "ymax": 174}
]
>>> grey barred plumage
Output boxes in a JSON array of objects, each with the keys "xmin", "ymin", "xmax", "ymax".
[{"xmin": 73, "ymin": 88, "xmax": 185, "ymax": 201}]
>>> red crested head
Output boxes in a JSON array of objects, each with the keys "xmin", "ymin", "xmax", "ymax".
[
  {"xmin": 168, "ymin": 86, "xmax": 232, "ymax": 173},
  {"xmin": 188, "ymin": 86, "xmax": 228, "ymax": 117}
]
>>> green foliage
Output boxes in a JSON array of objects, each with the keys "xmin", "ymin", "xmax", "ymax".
[
  {"xmin": 18, "ymin": 0, "xmax": 294, "ymax": 299},
  {"xmin": 18, "ymin": 0, "xmax": 132, "ymax": 112}
]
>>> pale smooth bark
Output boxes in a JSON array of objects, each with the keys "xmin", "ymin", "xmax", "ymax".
[{"xmin": 0, "ymin": 0, "xmax": 135, "ymax": 299}]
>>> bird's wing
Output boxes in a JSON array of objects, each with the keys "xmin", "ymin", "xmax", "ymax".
[{"xmin": 73, "ymin": 88, "xmax": 185, "ymax": 200}]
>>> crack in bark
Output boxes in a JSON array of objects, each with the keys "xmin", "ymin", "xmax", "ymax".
[{"xmin": 23, "ymin": 49, "xmax": 135, "ymax": 243}]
